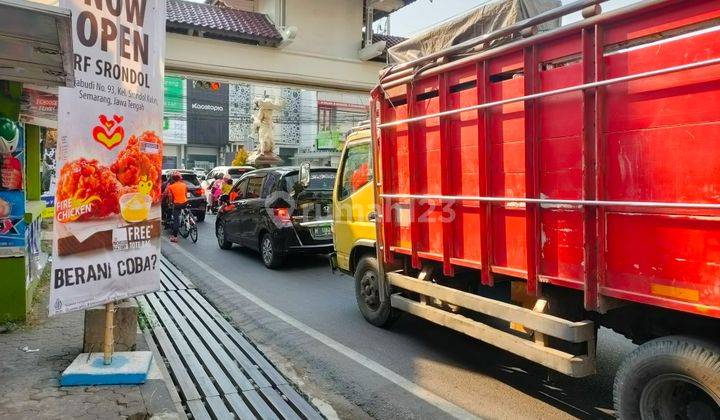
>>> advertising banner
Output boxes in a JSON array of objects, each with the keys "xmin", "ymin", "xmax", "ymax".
[
  {"xmin": 25, "ymin": 217, "xmax": 42, "ymax": 287},
  {"xmin": 0, "ymin": 119, "xmax": 25, "ymax": 258},
  {"xmin": 50, "ymin": 0, "xmax": 165, "ymax": 316},
  {"xmin": 0, "ymin": 119, "xmax": 24, "ymax": 191},
  {"xmin": 163, "ymin": 75, "xmax": 186, "ymax": 145},
  {"xmin": 0, "ymin": 191, "xmax": 26, "ymax": 258}
]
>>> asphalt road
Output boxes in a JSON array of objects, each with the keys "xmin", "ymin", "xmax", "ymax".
[{"xmin": 162, "ymin": 214, "xmax": 637, "ymax": 419}]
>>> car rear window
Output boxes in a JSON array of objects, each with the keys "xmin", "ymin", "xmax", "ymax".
[
  {"xmin": 181, "ymin": 174, "xmax": 199, "ymax": 186},
  {"xmin": 227, "ymin": 168, "xmax": 251, "ymax": 177},
  {"xmin": 284, "ymin": 170, "xmax": 336, "ymax": 192}
]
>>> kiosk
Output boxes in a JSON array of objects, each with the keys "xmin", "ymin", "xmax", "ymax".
[{"xmin": 0, "ymin": 0, "xmax": 74, "ymax": 322}]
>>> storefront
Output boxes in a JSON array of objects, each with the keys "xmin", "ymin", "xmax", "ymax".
[
  {"xmin": 0, "ymin": 0, "xmax": 74, "ymax": 322},
  {"xmin": 161, "ymin": 74, "xmax": 370, "ymax": 169}
]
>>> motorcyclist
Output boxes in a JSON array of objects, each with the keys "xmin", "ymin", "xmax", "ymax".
[
  {"xmin": 221, "ymin": 174, "xmax": 233, "ymax": 196},
  {"xmin": 210, "ymin": 173, "xmax": 224, "ymax": 210},
  {"xmin": 164, "ymin": 171, "xmax": 188, "ymax": 243}
]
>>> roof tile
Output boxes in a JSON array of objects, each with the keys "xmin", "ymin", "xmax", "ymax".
[{"xmin": 166, "ymin": 0, "xmax": 282, "ymax": 43}]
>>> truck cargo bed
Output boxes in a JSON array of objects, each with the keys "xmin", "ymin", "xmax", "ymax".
[{"xmin": 373, "ymin": 0, "xmax": 720, "ymax": 318}]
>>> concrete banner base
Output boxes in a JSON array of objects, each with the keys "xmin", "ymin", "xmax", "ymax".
[{"xmin": 60, "ymin": 351, "xmax": 153, "ymax": 386}]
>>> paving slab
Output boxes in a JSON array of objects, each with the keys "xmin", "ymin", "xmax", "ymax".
[{"xmin": 0, "ymin": 283, "xmax": 182, "ymax": 420}]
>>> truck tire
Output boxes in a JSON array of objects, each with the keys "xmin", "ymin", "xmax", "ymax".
[
  {"xmin": 614, "ymin": 335, "xmax": 720, "ymax": 419},
  {"xmin": 355, "ymin": 256, "xmax": 398, "ymax": 327}
]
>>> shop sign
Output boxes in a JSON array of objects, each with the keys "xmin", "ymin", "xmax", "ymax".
[
  {"xmin": 50, "ymin": 0, "xmax": 165, "ymax": 316},
  {"xmin": 316, "ymin": 130, "xmax": 342, "ymax": 150},
  {"xmin": 317, "ymin": 100, "xmax": 369, "ymax": 111},
  {"xmin": 20, "ymin": 87, "xmax": 59, "ymax": 129},
  {"xmin": 163, "ymin": 75, "xmax": 186, "ymax": 145},
  {"xmin": 187, "ymin": 80, "xmax": 229, "ymax": 146}
]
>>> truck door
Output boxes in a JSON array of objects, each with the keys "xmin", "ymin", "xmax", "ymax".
[{"xmin": 333, "ymin": 140, "xmax": 375, "ymax": 270}]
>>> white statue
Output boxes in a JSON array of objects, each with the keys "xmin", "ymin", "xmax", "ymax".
[{"xmin": 251, "ymin": 97, "xmax": 283, "ymax": 155}]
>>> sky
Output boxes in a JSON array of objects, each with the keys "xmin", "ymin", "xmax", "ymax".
[{"xmin": 386, "ymin": 0, "xmax": 643, "ymax": 38}]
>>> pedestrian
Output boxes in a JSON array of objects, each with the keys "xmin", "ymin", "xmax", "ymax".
[{"xmin": 163, "ymin": 171, "xmax": 188, "ymax": 243}]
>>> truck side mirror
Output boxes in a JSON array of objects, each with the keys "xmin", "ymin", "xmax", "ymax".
[{"xmin": 299, "ymin": 162, "xmax": 311, "ymax": 187}]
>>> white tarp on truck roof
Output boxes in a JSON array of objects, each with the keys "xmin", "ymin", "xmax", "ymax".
[{"xmin": 387, "ymin": 0, "xmax": 561, "ymax": 64}]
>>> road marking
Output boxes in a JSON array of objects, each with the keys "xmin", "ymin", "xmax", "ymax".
[{"xmin": 167, "ymin": 240, "xmax": 478, "ymax": 419}]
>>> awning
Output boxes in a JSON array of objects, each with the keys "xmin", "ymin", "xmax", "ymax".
[{"xmin": 0, "ymin": 0, "xmax": 74, "ymax": 87}]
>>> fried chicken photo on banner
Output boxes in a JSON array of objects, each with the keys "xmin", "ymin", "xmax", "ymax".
[
  {"xmin": 111, "ymin": 131, "xmax": 163, "ymax": 203},
  {"xmin": 55, "ymin": 158, "xmax": 120, "ymax": 222}
]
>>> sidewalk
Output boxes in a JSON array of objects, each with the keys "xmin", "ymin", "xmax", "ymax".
[{"xmin": 0, "ymin": 277, "xmax": 180, "ymax": 420}]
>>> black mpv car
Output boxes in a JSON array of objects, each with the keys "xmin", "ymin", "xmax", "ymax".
[
  {"xmin": 161, "ymin": 169, "xmax": 207, "ymax": 222},
  {"xmin": 215, "ymin": 166, "xmax": 336, "ymax": 268}
]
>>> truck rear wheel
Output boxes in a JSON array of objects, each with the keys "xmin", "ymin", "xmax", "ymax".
[
  {"xmin": 355, "ymin": 256, "xmax": 398, "ymax": 327},
  {"xmin": 614, "ymin": 335, "xmax": 720, "ymax": 419}
]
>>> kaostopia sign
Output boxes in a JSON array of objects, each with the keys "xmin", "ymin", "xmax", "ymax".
[
  {"xmin": 50, "ymin": 0, "xmax": 165, "ymax": 316},
  {"xmin": 187, "ymin": 80, "xmax": 229, "ymax": 147}
]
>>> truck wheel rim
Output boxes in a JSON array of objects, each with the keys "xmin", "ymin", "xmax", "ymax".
[
  {"xmin": 360, "ymin": 270, "xmax": 380, "ymax": 311},
  {"xmin": 262, "ymin": 237, "xmax": 273, "ymax": 264},
  {"xmin": 639, "ymin": 373, "xmax": 720, "ymax": 420}
]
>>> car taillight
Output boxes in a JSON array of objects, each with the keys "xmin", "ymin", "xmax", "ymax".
[
  {"xmin": 195, "ymin": 188, "xmax": 204, "ymax": 196},
  {"xmin": 272, "ymin": 208, "xmax": 292, "ymax": 226}
]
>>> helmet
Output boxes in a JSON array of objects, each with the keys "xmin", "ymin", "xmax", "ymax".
[
  {"xmin": 214, "ymin": 173, "xmax": 223, "ymax": 180},
  {"xmin": 172, "ymin": 171, "xmax": 182, "ymax": 181},
  {"xmin": 223, "ymin": 174, "xmax": 231, "ymax": 180}
]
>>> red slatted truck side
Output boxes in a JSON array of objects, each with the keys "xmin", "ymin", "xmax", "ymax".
[{"xmin": 360, "ymin": 0, "xmax": 720, "ymax": 416}]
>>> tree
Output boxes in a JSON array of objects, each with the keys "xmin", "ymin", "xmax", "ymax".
[{"xmin": 231, "ymin": 147, "xmax": 249, "ymax": 166}]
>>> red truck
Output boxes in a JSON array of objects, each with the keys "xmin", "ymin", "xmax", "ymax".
[{"xmin": 362, "ymin": 0, "xmax": 720, "ymax": 417}]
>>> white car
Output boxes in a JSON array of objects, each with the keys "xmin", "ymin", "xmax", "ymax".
[
  {"xmin": 191, "ymin": 167, "xmax": 207, "ymax": 180},
  {"xmin": 206, "ymin": 165, "xmax": 255, "ymax": 181}
]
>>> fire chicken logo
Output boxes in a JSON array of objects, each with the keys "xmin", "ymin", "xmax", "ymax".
[{"xmin": 92, "ymin": 114, "xmax": 125, "ymax": 150}]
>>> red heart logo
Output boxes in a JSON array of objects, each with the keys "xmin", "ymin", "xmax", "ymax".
[{"xmin": 92, "ymin": 114, "xmax": 125, "ymax": 150}]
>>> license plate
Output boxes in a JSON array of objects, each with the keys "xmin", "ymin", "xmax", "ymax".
[{"xmin": 312, "ymin": 226, "xmax": 332, "ymax": 238}]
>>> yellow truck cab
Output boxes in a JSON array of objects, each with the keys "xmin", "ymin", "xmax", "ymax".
[
  {"xmin": 332, "ymin": 125, "xmax": 396, "ymax": 326},
  {"xmin": 332, "ymin": 126, "xmax": 375, "ymax": 271},
  {"xmin": 331, "ymin": 126, "xmax": 398, "ymax": 326}
]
